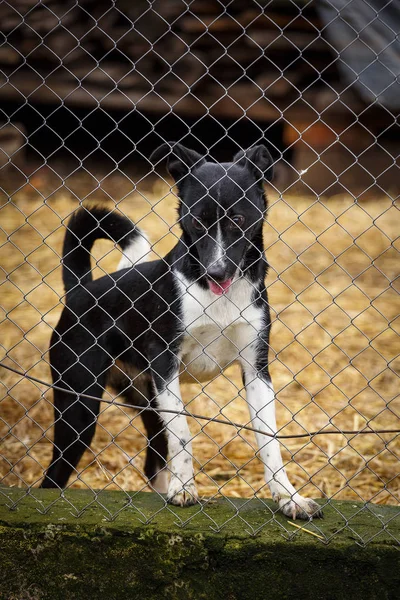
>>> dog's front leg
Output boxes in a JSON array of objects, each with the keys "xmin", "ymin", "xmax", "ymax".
[
  {"xmin": 153, "ymin": 371, "xmax": 198, "ymax": 507},
  {"xmin": 242, "ymin": 367, "xmax": 323, "ymax": 520}
]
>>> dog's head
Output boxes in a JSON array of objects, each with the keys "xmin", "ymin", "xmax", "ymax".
[{"xmin": 150, "ymin": 142, "xmax": 273, "ymax": 295}]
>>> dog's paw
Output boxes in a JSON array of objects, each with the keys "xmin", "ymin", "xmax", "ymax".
[
  {"xmin": 278, "ymin": 494, "xmax": 323, "ymax": 520},
  {"xmin": 167, "ymin": 479, "xmax": 198, "ymax": 507}
]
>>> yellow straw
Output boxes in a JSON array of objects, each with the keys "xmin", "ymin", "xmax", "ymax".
[{"xmin": 287, "ymin": 521, "xmax": 325, "ymax": 540}]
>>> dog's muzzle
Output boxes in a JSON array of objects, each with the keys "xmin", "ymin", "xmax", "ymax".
[{"xmin": 206, "ymin": 263, "xmax": 234, "ymax": 295}]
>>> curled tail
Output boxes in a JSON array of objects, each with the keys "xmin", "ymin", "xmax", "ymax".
[{"xmin": 62, "ymin": 206, "xmax": 151, "ymax": 294}]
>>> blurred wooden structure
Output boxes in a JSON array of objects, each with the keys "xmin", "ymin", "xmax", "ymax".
[{"xmin": 0, "ymin": 0, "xmax": 397, "ymax": 194}]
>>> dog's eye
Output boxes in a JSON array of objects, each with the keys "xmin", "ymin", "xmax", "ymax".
[
  {"xmin": 228, "ymin": 215, "xmax": 245, "ymax": 228},
  {"xmin": 192, "ymin": 217, "xmax": 205, "ymax": 231}
]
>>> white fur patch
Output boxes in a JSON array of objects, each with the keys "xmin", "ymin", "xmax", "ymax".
[
  {"xmin": 118, "ymin": 233, "xmax": 151, "ymax": 270},
  {"xmin": 175, "ymin": 272, "xmax": 263, "ymax": 382},
  {"xmin": 212, "ymin": 222, "xmax": 226, "ymax": 266},
  {"xmin": 155, "ymin": 376, "xmax": 197, "ymax": 503}
]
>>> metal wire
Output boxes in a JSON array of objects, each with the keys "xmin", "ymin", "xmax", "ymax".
[
  {"xmin": 0, "ymin": 0, "xmax": 399, "ymax": 542},
  {"xmin": 1, "ymin": 361, "xmax": 400, "ymax": 440}
]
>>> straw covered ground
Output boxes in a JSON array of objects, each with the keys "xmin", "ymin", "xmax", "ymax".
[{"xmin": 0, "ymin": 168, "xmax": 399, "ymax": 506}]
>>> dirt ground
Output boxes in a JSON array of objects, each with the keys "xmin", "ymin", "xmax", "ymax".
[{"xmin": 0, "ymin": 167, "xmax": 399, "ymax": 505}]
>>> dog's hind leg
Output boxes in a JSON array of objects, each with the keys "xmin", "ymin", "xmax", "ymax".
[
  {"xmin": 41, "ymin": 350, "xmax": 109, "ymax": 489},
  {"xmin": 141, "ymin": 408, "xmax": 169, "ymax": 493},
  {"xmin": 108, "ymin": 369, "xmax": 169, "ymax": 493}
]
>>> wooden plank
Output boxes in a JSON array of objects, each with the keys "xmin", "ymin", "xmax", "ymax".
[
  {"xmin": 0, "ymin": 72, "xmax": 319, "ymax": 121},
  {"xmin": 246, "ymin": 29, "xmax": 326, "ymax": 50},
  {"xmin": 260, "ymin": 12, "xmax": 320, "ymax": 30},
  {"xmin": 181, "ymin": 0, "xmax": 222, "ymax": 15},
  {"xmin": 179, "ymin": 15, "xmax": 245, "ymax": 33},
  {"xmin": 0, "ymin": 70, "xmax": 387, "ymax": 131}
]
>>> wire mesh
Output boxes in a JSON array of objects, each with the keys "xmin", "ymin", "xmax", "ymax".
[{"xmin": 0, "ymin": 0, "xmax": 399, "ymax": 543}]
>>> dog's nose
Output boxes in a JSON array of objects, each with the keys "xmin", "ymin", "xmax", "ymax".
[{"xmin": 207, "ymin": 263, "xmax": 227, "ymax": 282}]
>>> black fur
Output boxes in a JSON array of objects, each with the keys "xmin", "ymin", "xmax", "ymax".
[
  {"xmin": 62, "ymin": 207, "xmax": 141, "ymax": 295},
  {"xmin": 41, "ymin": 144, "xmax": 274, "ymax": 491}
]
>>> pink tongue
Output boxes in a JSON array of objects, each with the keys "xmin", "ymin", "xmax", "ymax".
[{"xmin": 208, "ymin": 278, "xmax": 233, "ymax": 295}]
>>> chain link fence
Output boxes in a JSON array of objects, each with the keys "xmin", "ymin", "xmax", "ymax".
[{"xmin": 0, "ymin": 0, "xmax": 399, "ymax": 543}]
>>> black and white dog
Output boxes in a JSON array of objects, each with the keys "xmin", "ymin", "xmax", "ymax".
[{"xmin": 41, "ymin": 143, "xmax": 322, "ymax": 520}]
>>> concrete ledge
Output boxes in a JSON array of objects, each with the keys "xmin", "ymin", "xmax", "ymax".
[{"xmin": 0, "ymin": 488, "xmax": 399, "ymax": 600}]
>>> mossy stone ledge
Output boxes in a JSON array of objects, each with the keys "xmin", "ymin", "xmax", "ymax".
[{"xmin": 0, "ymin": 488, "xmax": 399, "ymax": 600}]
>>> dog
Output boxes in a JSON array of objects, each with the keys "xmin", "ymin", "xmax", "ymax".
[{"xmin": 41, "ymin": 143, "xmax": 322, "ymax": 520}]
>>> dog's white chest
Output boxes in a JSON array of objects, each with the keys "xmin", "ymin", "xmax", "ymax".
[{"xmin": 175, "ymin": 274, "xmax": 263, "ymax": 382}]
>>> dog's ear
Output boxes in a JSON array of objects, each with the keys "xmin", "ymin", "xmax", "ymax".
[
  {"xmin": 233, "ymin": 144, "xmax": 274, "ymax": 182},
  {"xmin": 150, "ymin": 142, "xmax": 205, "ymax": 182}
]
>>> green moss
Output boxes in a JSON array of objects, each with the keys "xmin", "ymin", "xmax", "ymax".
[{"xmin": 0, "ymin": 488, "xmax": 399, "ymax": 599}]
